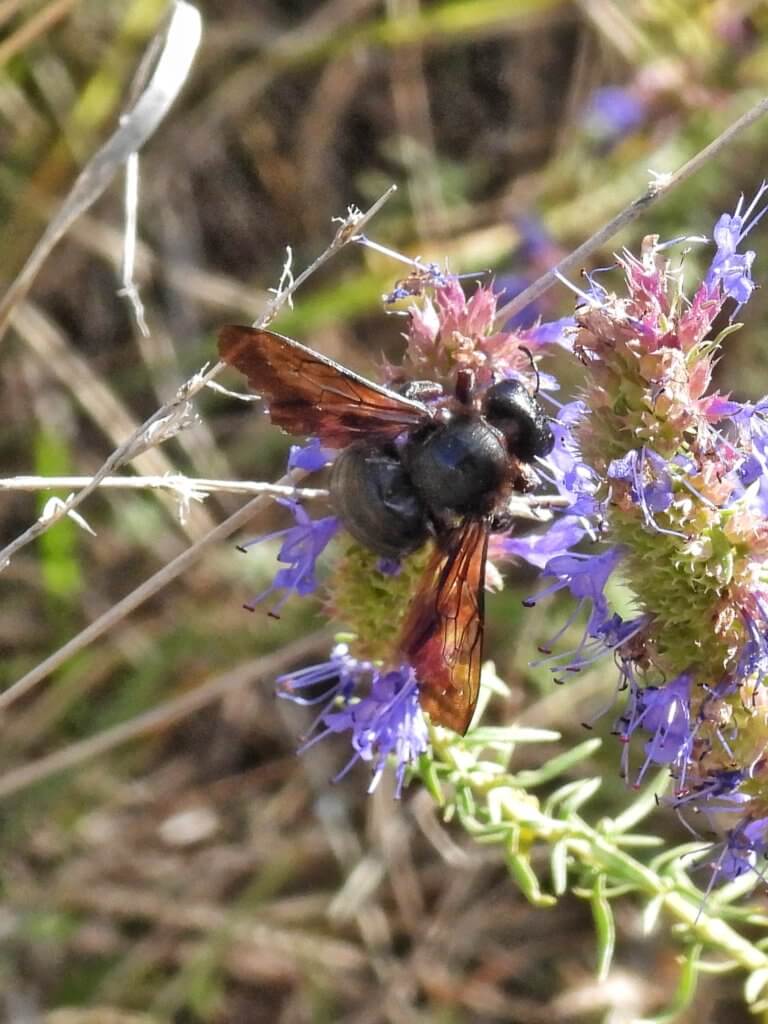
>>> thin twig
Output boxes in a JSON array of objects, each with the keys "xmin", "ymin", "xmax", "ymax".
[
  {"xmin": 118, "ymin": 152, "xmax": 150, "ymax": 336},
  {"xmin": 0, "ymin": 0, "xmax": 26, "ymax": 33},
  {"xmin": 0, "ymin": 629, "xmax": 332, "ymax": 801},
  {"xmin": 0, "ymin": 474, "xmax": 331, "ymax": 500},
  {"xmin": 0, "ymin": 469, "xmax": 308, "ymax": 715},
  {"xmin": 495, "ymin": 92, "xmax": 768, "ymax": 328},
  {"xmin": 0, "ymin": 0, "xmax": 76, "ymax": 67},
  {"xmin": 0, "ymin": 185, "xmax": 396, "ymax": 573},
  {"xmin": 13, "ymin": 301, "xmax": 217, "ymax": 539},
  {"xmin": 0, "ymin": 474, "xmax": 572, "ymax": 508},
  {"xmin": 0, "ymin": 1, "xmax": 203, "ymax": 340}
]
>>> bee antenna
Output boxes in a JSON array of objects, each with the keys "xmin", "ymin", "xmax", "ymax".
[{"xmin": 518, "ymin": 345, "xmax": 540, "ymax": 395}]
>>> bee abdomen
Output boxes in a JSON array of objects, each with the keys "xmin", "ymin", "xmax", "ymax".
[{"xmin": 329, "ymin": 443, "xmax": 430, "ymax": 559}]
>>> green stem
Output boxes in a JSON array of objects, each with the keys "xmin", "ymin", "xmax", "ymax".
[{"xmin": 430, "ymin": 732, "xmax": 768, "ymax": 979}]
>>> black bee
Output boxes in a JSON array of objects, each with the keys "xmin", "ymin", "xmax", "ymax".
[{"xmin": 218, "ymin": 325, "xmax": 554, "ymax": 734}]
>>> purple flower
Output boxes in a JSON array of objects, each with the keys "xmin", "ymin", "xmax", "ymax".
[
  {"xmin": 704, "ymin": 183, "xmax": 768, "ymax": 310},
  {"xmin": 616, "ymin": 673, "xmax": 694, "ymax": 785},
  {"xmin": 736, "ymin": 597, "xmax": 768, "ymax": 681},
  {"xmin": 540, "ymin": 611, "xmax": 648, "ymax": 680},
  {"xmin": 607, "ymin": 447, "xmax": 679, "ymax": 535},
  {"xmin": 498, "ymin": 516, "xmax": 587, "ymax": 570},
  {"xmin": 708, "ymin": 396, "xmax": 748, "ymax": 421},
  {"xmin": 583, "ymin": 85, "xmax": 645, "ymax": 144},
  {"xmin": 672, "ymin": 767, "xmax": 745, "ymax": 810},
  {"xmin": 737, "ymin": 453, "xmax": 763, "ymax": 489},
  {"xmin": 525, "ymin": 547, "xmax": 624, "ymax": 637},
  {"xmin": 279, "ymin": 649, "xmax": 429, "ymax": 796},
  {"xmin": 710, "ymin": 816, "xmax": 768, "ymax": 882},
  {"xmin": 543, "ymin": 405, "xmax": 602, "ymax": 515},
  {"xmin": 609, "ymin": 448, "xmax": 672, "ymax": 512},
  {"xmin": 287, "ymin": 437, "xmax": 334, "ymax": 472},
  {"xmin": 521, "ymin": 316, "xmax": 576, "ymax": 350},
  {"xmin": 330, "ymin": 667, "xmax": 429, "ymax": 795},
  {"xmin": 277, "ymin": 643, "xmax": 365, "ymax": 709},
  {"xmin": 686, "ymin": 793, "xmax": 768, "ymax": 885},
  {"xmin": 728, "ymin": 401, "xmax": 768, "ymax": 511},
  {"xmin": 242, "ymin": 498, "xmax": 340, "ymax": 612},
  {"xmin": 523, "ymin": 546, "xmax": 626, "ymax": 681}
]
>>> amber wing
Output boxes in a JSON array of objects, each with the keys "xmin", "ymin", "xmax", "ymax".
[
  {"xmin": 218, "ymin": 325, "xmax": 428, "ymax": 448},
  {"xmin": 399, "ymin": 519, "xmax": 488, "ymax": 734}
]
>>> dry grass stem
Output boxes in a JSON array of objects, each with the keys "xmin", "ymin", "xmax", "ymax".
[
  {"xmin": 0, "ymin": 185, "xmax": 397, "ymax": 572},
  {"xmin": 0, "ymin": 468, "xmax": 309, "ymax": 713},
  {"xmin": 0, "ymin": 474, "xmax": 331, "ymax": 500},
  {"xmin": 495, "ymin": 91, "xmax": 768, "ymax": 327},
  {"xmin": 0, "ymin": 1, "xmax": 203, "ymax": 340},
  {"xmin": 0, "ymin": 628, "xmax": 332, "ymax": 800}
]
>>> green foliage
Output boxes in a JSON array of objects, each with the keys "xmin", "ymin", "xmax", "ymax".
[{"xmin": 415, "ymin": 671, "xmax": 768, "ymax": 1018}]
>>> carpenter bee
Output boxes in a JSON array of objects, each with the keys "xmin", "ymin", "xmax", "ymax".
[{"xmin": 218, "ymin": 325, "xmax": 554, "ymax": 734}]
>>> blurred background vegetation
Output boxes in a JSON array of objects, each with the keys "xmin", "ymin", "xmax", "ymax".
[{"xmin": 3, "ymin": 1, "xmax": 768, "ymax": 1021}]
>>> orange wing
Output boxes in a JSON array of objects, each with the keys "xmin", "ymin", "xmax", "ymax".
[
  {"xmin": 218, "ymin": 325, "xmax": 428, "ymax": 447},
  {"xmin": 399, "ymin": 519, "xmax": 488, "ymax": 734}
]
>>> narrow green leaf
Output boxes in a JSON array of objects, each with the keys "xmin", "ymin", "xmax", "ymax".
[
  {"xmin": 455, "ymin": 784, "xmax": 476, "ymax": 820},
  {"xmin": 478, "ymin": 661, "xmax": 511, "ymax": 697},
  {"xmin": 506, "ymin": 822, "xmax": 521, "ymax": 855},
  {"xmin": 505, "ymin": 844, "xmax": 556, "ymax": 908},
  {"xmin": 650, "ymin": 841, "xmax": 710, "ymax": 874},
  {"xmin": 612, "ymin": 834, "xmax": 665, "ymax": 849},
  {"xmin": 559, "ymin": 777, "xmax": 603, "ymax": 814},
  {"xmin": 465, "ymin": 725, "xmax": 561, "ymax": 747},
  {"xmin": 606, "ymin": 768, "xmax": 670, "ymax": 835},
  {"xmin": 709, "ymin": 870, "xmax": 761, "ymax": 908},
  {"xmin": 590, "ymin": 875, "xmax": 615, "ymax": 982},
  {"xmin": 642, "ymin": 895, "xmax": 664, "ymax": 935},
  {"xmin": 694, "ymin": 958, "xmax": 739, "ymax": 975},
  {"xmin": 745, "ymin": 966, "xmax": 768, "ymax": 1005},
  {"xmin": 637, "ymin": 944, "xmax": 702, "ymax": 1024},
  {"xmin": 510, "ymin": 737, "xmax": 601, "ymax": 787},
  {"xmin": 550, "ymin": 841, "xmax": 569, "ymax": 896},
  {"xmin": 470, "ymin": 660, "xmax": 510, "ymax": 724},
  {"xmin": 417, "ymin": 754, "xmax": 444, "ymax": 806}
]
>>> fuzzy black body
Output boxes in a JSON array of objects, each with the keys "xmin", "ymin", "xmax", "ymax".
[
  {"xmin": 329, "ymin": 443, "xmax": 430, "ymax": 558},
  {"xmin": 217, "ymin": 323, "xmax": 554, "ymax": 735},
  {"xmin": 329, "ymin": 380, "xmax": 554, "ymax": 559}
]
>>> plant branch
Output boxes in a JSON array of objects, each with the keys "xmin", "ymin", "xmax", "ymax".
[
  {"xmin": 0, "ymin": 469, "xmax": 307, "ymax": 715},
  {"xmin": 0, "ymin": 1, "xmax": 203, "ymax": 341},
  {"xmin": 429, "ymin": 730, "xmax": 768, "ymax": 994},
  {"xmin": 0, "ymin": 474, "xmax": 330, "ymax": 500},
  {"xmin": 495, "ymin": 92, "xmax": 768, "ymax": 328},
  {"xmin": 0, "ymin": 629, "xmax": 332, "ymax": 800},
  {"xmin": 0, "ymin": 185, "xmax": 396, "ymax": 573},
  {"xmin": 0, "ymin": 473, "xmax": 572, "ymax": 509}
]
